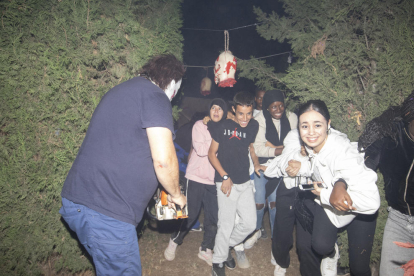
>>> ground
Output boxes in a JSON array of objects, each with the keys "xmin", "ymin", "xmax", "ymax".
[{"xmin": 139, "ymin": 211, "xmax": 301, "ymax": 276}]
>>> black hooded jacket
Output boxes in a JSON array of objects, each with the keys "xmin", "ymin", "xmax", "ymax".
[{"xmin": 364, "ymin": 121, "xmax": 414, "ymax": 215}]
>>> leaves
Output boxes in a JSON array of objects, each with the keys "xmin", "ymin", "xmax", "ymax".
[{"xmin": 0, "ymin": 0, "xmax": 183, "ymax": 274}]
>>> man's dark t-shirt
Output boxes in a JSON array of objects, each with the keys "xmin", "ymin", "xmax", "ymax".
[
  {"xmin": 210, "ymin": 119, "xmax": 259, "ymax": 184},
  {"xmin": 61, "ymin": 77, "xmax": 174, "ymax": 226}
]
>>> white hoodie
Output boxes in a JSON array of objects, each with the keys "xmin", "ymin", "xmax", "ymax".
[{"xmin": 265, "ymin": 129, "xmax": 380, "ymax": 228}]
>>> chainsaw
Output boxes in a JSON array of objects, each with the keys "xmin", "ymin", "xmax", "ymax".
[{"xmin": 147, "ymin": 188, "xmax": 188, "ymax": 220}]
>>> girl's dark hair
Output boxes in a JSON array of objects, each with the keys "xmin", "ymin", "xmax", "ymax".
[
  {"xmin": 298, "ymin": 100, "xmax": 330, "ymax": 122},
  {"xmin": 139, "ymin": 54, "xmax": 185, "ymax": 90},
  {"xmin": 358, "ymin": 91, "xmax": 414, "ymax": 151}
]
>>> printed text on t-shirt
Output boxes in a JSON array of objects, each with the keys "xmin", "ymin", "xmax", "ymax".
[{"xmin": 224, "ymin": 128, "xmax": 246, "ymax": 140}]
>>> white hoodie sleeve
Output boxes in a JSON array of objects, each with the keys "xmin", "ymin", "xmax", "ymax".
[
  {"xmin": 319, "ymin": 142, "xmax": 380, "ymax": 215},
  {"xmin": 264, "ymin": 129, "xmax": 310, "ymax": 178}
]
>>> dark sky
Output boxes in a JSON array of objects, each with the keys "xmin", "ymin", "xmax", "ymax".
[{"xmin": 178, "ymin": 0, "xmax": 289, "ymax": 102}]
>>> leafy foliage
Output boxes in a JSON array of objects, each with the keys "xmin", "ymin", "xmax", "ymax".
[
  {"xmin": 0, "ymin": 0, "xmax": 183, "ymax": 274},
  {"xmin": 239, "ymin": 0, "xmax": 414, "ymax": 267}
]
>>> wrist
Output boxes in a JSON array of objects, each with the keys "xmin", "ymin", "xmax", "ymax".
[
  {"xmin": 221, "ymin": 174, "xmax": 229, "ymax": 181},
  {"xmin": 334, "ymin": 179, "xmax": 348, "ymax": 190}
]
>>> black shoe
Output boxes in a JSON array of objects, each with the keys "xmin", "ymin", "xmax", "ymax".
[
  {"xmin": 260, "ymin": 227, "xmax": 268, "ymax": 239},
  {"xmin": 224, "ymin": 248, "xmax": 236, "ymax": 270},
  {"xmin": 212, "ymin": 263, "xmax": 226, "ymax": 276},
  {"xmin": 337, "ymin": 266, "xmax": 350, "ymax": 276}
]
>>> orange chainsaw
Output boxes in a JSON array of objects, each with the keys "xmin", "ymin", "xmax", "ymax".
[{"xmin": 147, "ymin": 188, "xmax": 188, "ymax": 220}]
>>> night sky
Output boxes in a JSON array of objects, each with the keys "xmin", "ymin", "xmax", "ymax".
[{"xmin": 177, "ymin": 0, "xmax": 290, "ymax": 102}]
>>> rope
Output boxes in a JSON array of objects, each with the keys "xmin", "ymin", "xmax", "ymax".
[
  {"xmin": 181, "ymin": 22, "xmax": 262, "ymax": 32},
  {"xmin": 224, "ymin": 30, "xmax": 229, "ymax": 52}
]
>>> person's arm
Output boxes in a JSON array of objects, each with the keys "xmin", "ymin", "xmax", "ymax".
[
  {"xmin": 208, "ymin": 139, "xmax": 233, "ymax": 196},
  {"xmin": 319, "ymin": 143, "xmax": 380, "ymax": 214},
  {"xmin": 191, "ymin": 121, "xmax": 210, "ymax": 157},
  {"xmin": 249, "ymin": 143, "xmax": 266, "ymax": 175},
  {"xmin": 147, "ymin": 127, "xmax": 186, "ymax": 207}
]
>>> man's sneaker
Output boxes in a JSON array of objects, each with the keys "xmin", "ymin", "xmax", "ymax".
[
  {"xmin": 271, "ymin": 251, "xmax": 276, "ymax": 265},
  {"xmin": 224, "ymin": 248, "xmax": 236, "ymax": 270},
  {"xmin": 260, "ymin": 227, "xmax": 268, "ymax": 239},
  {"xmin": 164, "ymin": 238, "xmax": 178, "ymax": 261},
  {"xmin": 235, "ymin": 249, "xmax": 250, "ymax": 268},
  {"xmin": 321, "ymin": 243, "xmax": 339, "ymax": 276},
  {"xmin": 191, "ymin": 223, "xmax": 203, "ymax": 232},
  {"xmin": 244, "ymin": 229, "xmax": 261, "ymax": 249},
  {"xmin": 212, "ymin": 263, "xmax": 226, "ymax": 276},
  {"xmin": 198, "ymin": 247, "xmax": 213, "ymax": 266},
  {"xmin": 274, "ymin": 264, "xmax": 287, "ymax": 276}
]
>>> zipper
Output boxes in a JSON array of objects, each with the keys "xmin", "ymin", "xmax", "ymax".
[{"xmin": 404, "ymin": 159, "xmax": 414, "ymax": 216}]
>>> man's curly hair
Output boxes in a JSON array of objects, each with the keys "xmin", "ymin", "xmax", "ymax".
[
  {"xmin": 358, "ymin": 91, "xmax": 414, "ymax": 152},
  {"xmin": 139, "ymin": 54, "xmax": 185, "ymax": 90}
]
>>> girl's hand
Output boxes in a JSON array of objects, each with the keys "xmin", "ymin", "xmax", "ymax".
[
  {"xmin": 311, "ymin": 182, "xmax": 323, "ymax": 196},
  {"xmin": 254, "ymin": 164, "xmax": 267, "ymax": 176},
  {"xmin": 221, "ymin": 178, "xmax": 233, "ymax": 197},
  {"xmin": 329, "ymin": 182, "xmax": 357, "ymax": 211},
  {"xmin": 203, "ymin": 116, "xmax": 211, "ymax": 125},
  {"xmin": 265, "ymin": 141, "xmax": 276, "ymax": 148},
  {"xmin": 286, "ymin": 160, "xmax": 301, "ymax": 177}
]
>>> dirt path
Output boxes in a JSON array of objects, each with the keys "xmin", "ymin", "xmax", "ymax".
[{"xmin": 139, "ymin": 211, "xmax": 300, "ymax": 276}]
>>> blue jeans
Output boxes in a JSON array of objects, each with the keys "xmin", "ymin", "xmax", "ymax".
[
  {"xmin": 254, "ymin": 171, "xmax": 278, "ymax": 235},
  {"xmin": 380, "ymin": 207, "xmax": 414, "ymax": 276},
  {"xmin": 59, "ymin": 198, "xmax": 141, "ymax": 276}
]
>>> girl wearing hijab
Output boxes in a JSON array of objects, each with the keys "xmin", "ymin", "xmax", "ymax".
[
  {"xmin": 164, "ymin": 98, "xmax": 228, "ymax": 266},
  {"xmin": 245, "ymin": 90, "xmax": 297, "ymax": 249}
]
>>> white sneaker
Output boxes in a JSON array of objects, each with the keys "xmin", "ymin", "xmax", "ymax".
[
  {"xmin": 235, "ymin": 250, "xmax": 250, "ymax": 269},
  {"xmin": 164, "ymin": 238, "xmax": 178, "ymax": 261},
  {"xmin": 244, "ymin": 229, "xmax": 261, "ymax": 249},
  {"xmin": 271, "ymin": 251, "xmax": 276, "ymax": 265},
  {"xmin": 274, "ymin": 264, "xmax": 286, "ymax": 276},
  {"xmin": 198, "ymin": 247, "xmax": 213, "ymax": 266},
  {"xmin": 321, "ymin": 243, "xmax": 339, "ymax": 276}
]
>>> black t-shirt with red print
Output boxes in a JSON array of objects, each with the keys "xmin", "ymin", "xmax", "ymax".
[{"xmin": 210, "ymin": 118, "xmax": 259, "ymax": 184}]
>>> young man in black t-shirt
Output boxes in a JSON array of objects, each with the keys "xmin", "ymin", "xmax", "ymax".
[{"xmin": 208, "ymin": 92, "xmax": 263, "ymax": 276}]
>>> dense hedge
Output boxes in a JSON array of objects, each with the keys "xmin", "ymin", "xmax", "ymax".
[{"xmin": 0, "ymin": 0, "xmax": 183, "ymax": 274}]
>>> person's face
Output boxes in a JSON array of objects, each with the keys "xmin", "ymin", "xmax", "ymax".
[
  {"xmin": 267, "ymin": 101, "xmax": 285, "ymax": 120},
  {"xmin": 210, "ymin": 105, "xmax": 224, "ymax": 123},
  {"xmin": 232, "ymin": 105, "xmax": 253, "ymax": 128},
  {"xmin": 164, "ymin": 79, "xmax": 182, "ymax": 101},
  {"xmin": 299, "ymin": 110, "xmax": 331, "ymax": 153},
  {"xmin": 255, "ymin": 91, "xmax": 265, "ymax": 110}
]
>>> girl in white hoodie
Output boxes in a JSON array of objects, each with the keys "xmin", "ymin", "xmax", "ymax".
[{"xmin": 266, "ymin": 100, "xmax": 380, "ymax": 276}]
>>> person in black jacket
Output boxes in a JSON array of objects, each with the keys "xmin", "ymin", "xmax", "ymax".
[{"xmin": 358, "ymin": 91, "xmax": 414, "ymax": 276}]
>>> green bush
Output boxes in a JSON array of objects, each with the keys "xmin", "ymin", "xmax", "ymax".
[{"xmin": 0, "ymin": 0, "xmax": 183, "ymax": 274}]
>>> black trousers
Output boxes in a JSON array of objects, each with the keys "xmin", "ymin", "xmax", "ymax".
[
  {"xmin": 171, "ymin": 179, "xmax": 218, "ymax": 250},
  {"xmin": 272, "ymin": 184, "xmax": 377, "ymax": 276}
]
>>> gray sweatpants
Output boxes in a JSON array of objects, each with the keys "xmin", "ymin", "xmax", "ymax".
[{"xmin": 212, "ymin": 180, "xmax": 257, "ymax": 264}]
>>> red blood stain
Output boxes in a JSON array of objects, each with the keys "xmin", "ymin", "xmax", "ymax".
[{"xmin": 225, "ymin": 61, "xmax": 236, "ymax": 74}]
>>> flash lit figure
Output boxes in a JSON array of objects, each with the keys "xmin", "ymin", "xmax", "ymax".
[{"xmin": 214, "ymin": 51, "xmax": 237, "ymax": 87}]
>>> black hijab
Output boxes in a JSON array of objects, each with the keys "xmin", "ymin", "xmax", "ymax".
[{"xmin": 209, "ymin": 98, "xmax": 228, "ymax": 122}]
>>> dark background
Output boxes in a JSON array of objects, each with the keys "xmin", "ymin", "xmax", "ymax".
[{"xmin": 177, "ymin": 0, "xmax": 290, "ymax": 103}]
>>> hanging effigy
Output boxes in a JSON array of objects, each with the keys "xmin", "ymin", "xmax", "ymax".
[
  {"xmin": 214, "ymin": 30, "xmax": 237, "ymax": 87},
  {"xmin": 200, "ymin": 77, "xmax": 212, "ymax": 96}
]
